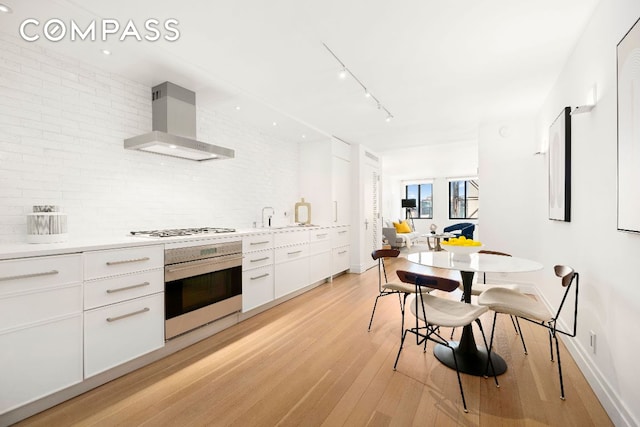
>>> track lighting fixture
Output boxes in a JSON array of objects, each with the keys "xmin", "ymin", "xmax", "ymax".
[{"xmin": 323, "ymin": 42, "xmax": 394, "ymax": 122}]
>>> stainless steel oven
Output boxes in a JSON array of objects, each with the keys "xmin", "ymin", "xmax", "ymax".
[{"xmin": 164, "ymin": 240, "xmax": 242, "ymax": 339}]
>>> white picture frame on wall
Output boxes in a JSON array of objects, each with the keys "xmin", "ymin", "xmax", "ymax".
[
  {"xmin": 549, "ymin": 106, "xmax": 571, "ymax": 222},
  {"xmin": 617, "ymin": 16, "xmax": 640, "ymax": 233}
]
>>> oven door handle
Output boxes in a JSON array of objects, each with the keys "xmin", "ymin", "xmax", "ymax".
[{"xmin": 165, "ymin": 254, "xmax": 242, "ymax": 282}]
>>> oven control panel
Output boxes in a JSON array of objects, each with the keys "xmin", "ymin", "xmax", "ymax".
[{"xmin": 165, "ymin": 241, "xmax": 242, "ymax": 265}]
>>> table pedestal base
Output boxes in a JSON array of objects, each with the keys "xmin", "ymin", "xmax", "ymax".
[{"xmin": 433, "ymin": 341, "xmax": 507, "ymax": 376}]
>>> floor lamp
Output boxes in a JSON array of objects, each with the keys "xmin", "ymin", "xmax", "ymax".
[{"xmin": 401, "ymin": 198, "xmax": 416, "ymax": 230}]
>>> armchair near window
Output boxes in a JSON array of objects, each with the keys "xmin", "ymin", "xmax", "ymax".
[
  {"xmin": 382, "ymin": 220, "xmax": 420, "ymax": 248},
  {"xmin": 443, "ymin": 222, "xmax": 475, "ymax": 240}
]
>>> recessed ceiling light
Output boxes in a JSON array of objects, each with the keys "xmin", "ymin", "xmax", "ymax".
[
  {"xmin": 235, "ymin": 106, "xmax": 241, "ymax": 111},
  {"xmin": 101, "ymin": 49, "xmax": 111, "ymax": 55},
  {"xmin": 338, "ymin": 68, "xmax": 347, "ymax": 79},
  {"xmin": 0, "ymin": 4, "xmax": 12, "ymax": 13},
  {"xmin": 169, "ymin": 144, "xmax": 177, "ymax": 149},
  {"xmin": 302, "ymin": 134, "xmax": 306, "ymax": 139},
  {"xmin": 272, "ymin": 122, "xmax": 277, "ymax": 126}
]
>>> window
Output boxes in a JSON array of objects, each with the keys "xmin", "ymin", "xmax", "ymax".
[
  {"xmin": 449, "ymin": 179, "xmax": 479, "ymax": 219},
  {"xmin": 405, "ymin": 183, "xmax": 433, "ymax": 219}
]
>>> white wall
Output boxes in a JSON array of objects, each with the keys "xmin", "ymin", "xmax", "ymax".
[
  {"xmin": 0, "ymin": 34, "xmax": 300, "ymax": 243},
  {"xmin": 381, "ymin": 141, "xmax": 479, "ymax": 236},
  {"xmin": 480, "ymin": 0, "xmax": 640, "ymax": 424}
]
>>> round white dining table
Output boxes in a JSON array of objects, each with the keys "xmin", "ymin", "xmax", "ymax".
[{"xmin": 406, "ymin": 251, "xmax": 543, "ymax": 376}]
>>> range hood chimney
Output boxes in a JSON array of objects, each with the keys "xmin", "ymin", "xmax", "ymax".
[{"xmin": 124, "ymin": 82, "xmax": 234, "ymax": 161}]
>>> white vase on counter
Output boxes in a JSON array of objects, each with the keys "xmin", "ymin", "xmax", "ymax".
[{"xmin": 26, "ymin": 205, "xmax": 68, "ymax": 243}]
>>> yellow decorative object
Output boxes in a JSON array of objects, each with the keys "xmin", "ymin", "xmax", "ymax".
[
  {"xmin": 441, "ymin": 237, "xmax": 482, "ymax": 247},
  {"xmin": 294, "ymin": 198, "xmax": 311, "ymax": 224},
  {"xmin": 393, "ymin": 220, "xmax": 412, "ymax": 233}
]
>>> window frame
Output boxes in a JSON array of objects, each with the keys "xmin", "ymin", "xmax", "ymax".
[
  {"xmin": 448, "ymin": 178, "xmax": 479, "ymax": 220},
  {"xmin": 404, "ymin": 182, "xmax": 433, "ymax": 220}
]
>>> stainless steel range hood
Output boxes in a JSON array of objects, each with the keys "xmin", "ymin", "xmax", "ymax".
[{"xmin": 124, "ymin": 82, "xmax": 234, "ymax": 161}]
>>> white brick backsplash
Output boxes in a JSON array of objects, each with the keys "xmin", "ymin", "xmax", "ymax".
[{"xmin": 0, "ymin": 35, "xmax": 301, "ymax": 243}]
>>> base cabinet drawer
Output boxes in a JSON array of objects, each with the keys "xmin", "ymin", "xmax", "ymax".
[
  {"xmin": 309, "ymin": 251, "xmax": 331, "ymax": 284},
  {"xmin": 332, "ymin": 245, "xmax": 350, "ymax": 275},
  {"xmin": 84, "ymin": 245, "xmax": 164, "ymax": 280},
  {"xmin": 84, "ymin": 269, "xmax": 164, "ymax": 310},
  {"xmin": 0, "ymin": 283, "xmax": 82, "ymax": 332},
  {"xmin": 84, "ymin": 293, "xmax": 164, "ymax": 378},
  {"xmin": 0, "ymin": 315, "xmax": 83, "ymax": 414},
  {"xmin": 242, "ymin": 265, "xmax": 274, "ymax": 312},
  {"xmin": 242, "ymin": 249, "xmax": 274, "ymax": 272},
  {"xmin": 275, "ymin": 258, "xmax": 309, "ymax": 299}
]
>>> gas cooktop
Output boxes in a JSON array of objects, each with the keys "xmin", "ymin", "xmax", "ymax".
[{"xmin": 130, "ymin": 227, "xmax": 236, "ymax": 238}]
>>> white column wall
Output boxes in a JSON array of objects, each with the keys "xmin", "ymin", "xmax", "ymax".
[{"xmin": 479, "ymin": 0, "xmax": 640, "ymax": 424}]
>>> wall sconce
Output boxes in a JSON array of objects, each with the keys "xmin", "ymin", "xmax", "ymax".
[{"xmin": 571, "ymin": 83, "xmax": 597, "ymax": 115}]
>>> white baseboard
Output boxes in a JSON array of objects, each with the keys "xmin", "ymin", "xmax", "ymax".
[{"xmin": 535, "ymin": 290, "xmax": 637, "ymax": 427}]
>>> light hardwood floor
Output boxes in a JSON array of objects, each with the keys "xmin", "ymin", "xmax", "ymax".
[{"xmin": 17, "ymin": 257, "xmax": 612, "ymax": 426}]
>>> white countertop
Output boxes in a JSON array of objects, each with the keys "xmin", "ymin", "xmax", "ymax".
[{"xmin": 0, "ymin": 225, "xmax": 338, "ymax": 260}]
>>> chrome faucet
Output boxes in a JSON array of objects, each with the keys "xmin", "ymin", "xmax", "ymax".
[{"xmin": 261, "ymin": 206, "xmax": 275, "ymax": 228}]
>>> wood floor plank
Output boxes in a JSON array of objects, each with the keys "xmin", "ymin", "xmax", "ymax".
[{"xmin": 15, "ymin": 257, "xmax": 612, "ymax": 426}]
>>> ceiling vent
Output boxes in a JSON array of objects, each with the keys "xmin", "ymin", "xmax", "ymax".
[{"xmin": 124, "ymin": 82, "xmax": 234, "ymax": 161}]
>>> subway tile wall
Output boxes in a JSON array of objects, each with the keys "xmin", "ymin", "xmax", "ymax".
[{"xmin": 0, "ymin": 34, "xmax": 300, "ymax": 243}]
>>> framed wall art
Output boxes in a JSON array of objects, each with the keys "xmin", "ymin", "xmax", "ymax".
[
  {"xmin": 549, "ymin": 106, "xmax": 571, "ymax": 222},
  {"xmin": 617, "ymin": 16, "xmax": 640, "ymax": 233}
]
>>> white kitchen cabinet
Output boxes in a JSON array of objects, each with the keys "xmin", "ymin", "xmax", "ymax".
[
  {"xmin": 300, "ymin": 138, "xmax": 352, "ymax": 226},
  {"xmin": 84, "ymin": 293, "xmax": 164, "ymax": 378},
  {"xmin": 242, "ymin": 233, "xmax": 274, "ymax": 253},
  {"xmin": 84, "ymin": 269, "xmax": 164, "ymax": 310},
  {"xmin": 308, "ymin": 228, "xmax": 332, "ymax": 284},
  {"xmin": 242, "ymin": 234, "xmax": 275, "ymax": 312},
  {"xmin": 275, "ymin": 255, "xmax": 309, "ymax": 298},
  {"xmin": 242, "ymin": 264, "xmax": 274, "ymax": 312},
  {"xmin": 83, "ymin": 245, "xmax": 164, "ymax": 280},
  {"xmin": 332, "ymin": 246, "xmax": 350, "ymax": 275},
  {"xmin": 331, "ymin": 226, "xmax": 351, "ymax": 275},
  {"xmin": 83, "ymin": 245, "xmax": 164, "ymax": 378},
  {"xmin": 0, "ymin": 254, "xmax": 83, "ymax": 415},
  {"xmin": 243, "ymin": 248, "xmax": 274, "ymax": 272},
  {"xmin": 273, "ymin": 229, "xmax": 310, "ymax": 298}
]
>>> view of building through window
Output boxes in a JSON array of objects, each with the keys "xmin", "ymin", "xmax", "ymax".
[
  {"xmin": 405, "ymin": 183, "xmax": 433, "ymax": 219},
  {"xmin": 449, "ymin": 179, "xmax": 479, "ymax": 219}
]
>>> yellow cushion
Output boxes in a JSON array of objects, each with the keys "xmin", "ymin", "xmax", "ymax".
[{"xmin": 393, "ymin": 220, "xmax": 412, "ymax": 233}]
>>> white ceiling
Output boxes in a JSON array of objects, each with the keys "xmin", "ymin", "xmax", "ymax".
[{"xmin": 0, "ymin": 0, "xmax": 600, "ymax": 152}]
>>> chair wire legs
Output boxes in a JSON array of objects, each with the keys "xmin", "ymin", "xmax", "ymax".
[
  {"xmin": 368, "ymin": 291, "xmax": 403, "ymax": 332},
  {"xmin": 394, "ymin": 321, "xmax": 499, "ymax": 413},
  {"xmin": 487, "ymin": 314, "xmax": 566, "ymax": 400}
]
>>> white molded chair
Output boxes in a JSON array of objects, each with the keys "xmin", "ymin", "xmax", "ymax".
[
  {"xmin": 478, "ymin": 265, "xmax": 579, "ymax": 400},
  {"xmin": 393, "ymin": 270, "xmax": 499, "ymax": 413}
]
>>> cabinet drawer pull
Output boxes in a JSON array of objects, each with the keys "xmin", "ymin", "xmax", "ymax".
[
  {"xmin": 338, "ymin": 250, "xmax": 348, "ymax": 254},
  {"xmin": 106, "ymin": 281, "xmax": 150, "ymax": 294},
  {"xmin": 338, "ymin": 231, "xmax": 348, "ymax": 234},
  {"xmin": 0, "ymin": 270, "xmax": 59, "ymax": 282},
  {"xmin": 316, "ymin": 233, "xmax": 328, "ymax": 238},
  {"xmin": 106, "ymin": 307, "xmax": 150, "ymax": 322},
  {"xmin": 250, "ymin": 257, "xmax": 270, "ymax": 263},
  {"xmin": 287, "ymin": 250, "xmax": 303, "ymax": 255},
  {"xmin": 250, "ymin": 241, "xmax": 270, "ymax": 245},
  {"xmin": 106, "ymin": 257, "xmax": 150, "ymax": 266},
  {"xmin": 250, "ymin": 273, "xmax": 270, "ymax": 280}
]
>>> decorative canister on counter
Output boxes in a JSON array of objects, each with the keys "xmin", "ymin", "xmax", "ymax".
[{"xmin": 26, "ymin": 205, "xmax": 68, "ymax": 243}]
